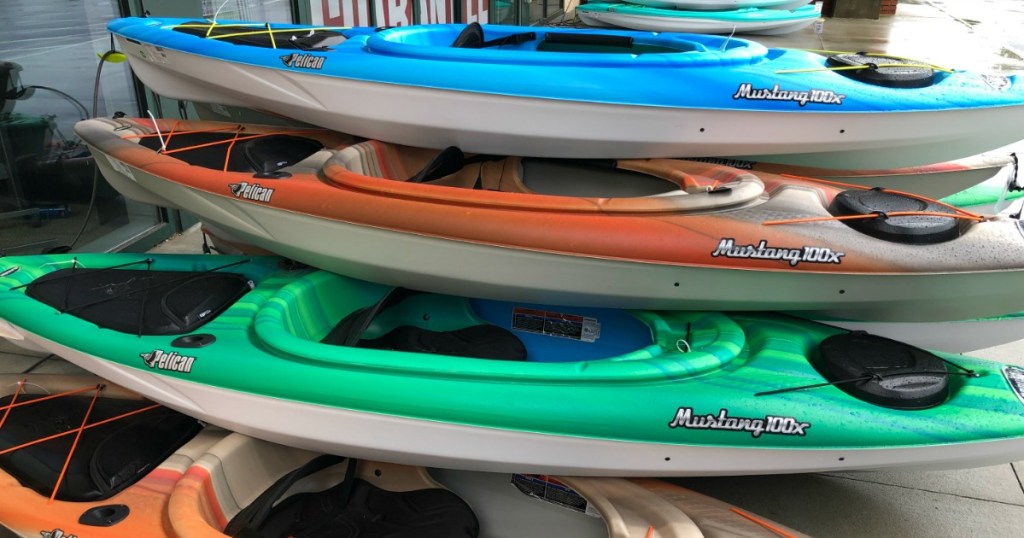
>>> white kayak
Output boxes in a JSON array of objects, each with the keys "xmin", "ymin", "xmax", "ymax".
[
  {"xmin": 625, "ymin": 0, "xmax": 812, "ymax": 10},
  {"xmin": 577, "ymin": 3, "xmax": 820, "ymax": 36},
  {"xmin": 168, "ymin": 432, "xmax": 810, "ymax": 537}
]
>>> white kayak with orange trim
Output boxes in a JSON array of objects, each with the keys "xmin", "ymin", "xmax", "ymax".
[
  {"xmin": 0, "ymin": 374, "xmax": 225, "ymax": 538},
  {"xmin": 170, "ymin": 431, "xmax": 810, "ymax": 538},
  {"xmin": 76, "ymin": 117, "xmax": 1024, "ymax": 322}
]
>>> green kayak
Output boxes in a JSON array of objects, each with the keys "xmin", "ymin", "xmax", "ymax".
[{"xmin": 1, "ymin": 253, "xmax": 1023, "ymax": 476}]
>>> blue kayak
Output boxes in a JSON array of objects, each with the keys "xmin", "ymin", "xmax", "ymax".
[{"xmin": 108, "ymin": 17, "xmax": 1024, "ymax": 167}]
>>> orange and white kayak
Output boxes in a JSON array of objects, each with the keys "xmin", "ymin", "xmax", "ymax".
[
  {"xmin": 0, "ymin": 375, "xmax": 807, "ymax": 537},
  {"xmin": 170, "ymin": 431, "xmax": 809, "ymax": 538},
  {"xmin": 0, "ymin": 374, "xmax": 222, "ymax": 538},
  {"xmin": 77, "ymin": 117, "xmax": 1024, "ymax": 322}
]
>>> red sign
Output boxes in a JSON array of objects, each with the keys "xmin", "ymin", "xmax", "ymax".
[{"xmin": 310, "ymin": 0, "xmax": 487, "ymax": 26}]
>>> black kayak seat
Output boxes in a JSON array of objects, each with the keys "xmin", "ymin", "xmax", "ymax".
[
  {"xmin": 226, "ymin": 456, "xmax": 479, "ymax": 538},
  {"xmin": 320, "ymin": 287, "xmax": 527, "ymax": 361},
  {"xmin": 451, "ymin": 22, "xmax": 536, "ymax": 49},
  {"xmin": 243, "ymin": 134, "xmax": 325, "ymax": 179},
  {"xmin": 359, "ymin": 324, "xmax": 527, "ymax": 361}
]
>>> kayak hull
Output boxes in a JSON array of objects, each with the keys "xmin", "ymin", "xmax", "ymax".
[
  {"xmin": 109, "ymin": 18, "xmax": 1024, "ymax": 168},
  {"xmin": 76, "ymin": 118, "xmax": 1024, "ymax": 323},
  {"xmin": 2, "ymin": 254, "xmax": 1024, "ymax": 477}
]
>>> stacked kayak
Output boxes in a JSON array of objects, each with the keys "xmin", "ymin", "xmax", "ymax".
[
  {"xmin": 0, "ymin": 375, "xmax": 805, "ymax": 538},
  {"xmin": 0, "ymin": 374, "xmax": 218, "ymax": 538},
  {"xmin": 627, "ymin": 0, "xmax": 811, "ymax": 9},
  {"xmin": 170, "ymin": 432, "xmax": 809, "ymax": 537},
  {"xmin": 198, "ymin": 219, "xmax": 1024, "ymax": 354},
  {"xmin": 106, "ymin": 17, "xmax": 1024, "ymax": 168},
  {"xmin": 2, "ymin": 253, "xmax": 1024, "ymax": 476},
  {"xmin": 76, "ymin": 117, "xmax": 1024, "ymax": 322},
  {"xmin": 577, "ymin": 3, "xmax": 820, "ymax": 36}
]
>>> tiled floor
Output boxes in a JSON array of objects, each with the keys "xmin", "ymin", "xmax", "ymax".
[{"xmin": 5, "ymin": 1, "xmax": 1024, "ymax": 535}]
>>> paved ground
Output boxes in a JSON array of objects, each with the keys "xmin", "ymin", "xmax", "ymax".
[{"xmin": 4, "ymin": 1, "xmax": 1024, "ymax": 536}]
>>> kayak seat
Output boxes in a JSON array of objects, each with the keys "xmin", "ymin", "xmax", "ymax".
[
  {"xmin": 517, "ymin": 158, "xmax": 680, "ymax": 197},
  {"xmin": 0, "ymin": 394, "xmax": 201, "ymax": 502},
  {"xmin": 451, "ymin": 22, "xmax": 537, "ymax": 50},
  {"xmin": 358, "ymin": 325, "xmax": 528, "ymax": 361},
  {"xmin": 451, "ymin": 22, "xmax": 484, "ymax": 48},
  {"xmin": 227, "ymin": 456, "xmax": 479, "ymax": 538},
  {"xmin": 241, "ymin": 134, "xmax": 325, "ymax": 179},
  {"xmin": 319, "ymin": 286, "xmax": 527, "ymax": 361}
]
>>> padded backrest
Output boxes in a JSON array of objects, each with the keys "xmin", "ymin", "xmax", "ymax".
[{"xmin": 451, "ymin": 22, "xmax": 484, "ymax": 48}]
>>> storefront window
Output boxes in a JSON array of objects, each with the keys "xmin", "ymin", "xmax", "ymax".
[
  {"xmin": 306, "ymin": 0, "xmax": 495, "ymax": 26},
  {"xmin": 0, "ymin": 0, "xmax": 159, "ymax": 254},
  {"xmin": 199, "ymin": 0, "xmax": 294, "ymax": 22}
]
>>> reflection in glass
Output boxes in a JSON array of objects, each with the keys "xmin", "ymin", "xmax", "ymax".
[{"xmin": 0, "ymin": 0, "xmax": 162, "ymax": 254}]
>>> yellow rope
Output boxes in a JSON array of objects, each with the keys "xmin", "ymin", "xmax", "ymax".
[
  {"xmin": 777, "ymin": 63, "xmax": 952, "ymax": 75},
  {"xmin": 794, "ymin": 50, "xmax": 954, "ymax": 74},
  {"xmin": 175, "ymin": 22, "xmax": 351, "ymax": 42}
]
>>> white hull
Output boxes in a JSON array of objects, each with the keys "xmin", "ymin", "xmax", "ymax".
[
  {"xmin": 627, "ymin": 0, "xmax": 811, "ymax": 10},
  {"xmin": 11, "ymin": 322, "xmax": 1024, "ymax": 477},
  {"xmin": 578, "ymin": 10, "xmax": 817, "ymax": 36},
  {"xmin": 820, "ymin": 316, "xmax": 1024, "ymax": 353},
  {"xmin": 117, "ymin": 37, "xmax": 1023, "ymax": 169},
  {"xmin": 188, "ymin": 433, "xmax": 810, "ymax": 537}
]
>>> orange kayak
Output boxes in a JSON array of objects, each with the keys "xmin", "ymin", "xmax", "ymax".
[
  {"xmin": 0, "ymin": 374, "xmax": 222, "ymax": 538},
  {"xmin": 0, "ymin": 375, "xmax": 808, "ymax": 537},
  {"xmin": 76, "ymin": 117, "xmax": 1024, "ymax": 321},
  {"xmin": 169, "ymin": 431, "xmax": 809, "ymax": 538}
]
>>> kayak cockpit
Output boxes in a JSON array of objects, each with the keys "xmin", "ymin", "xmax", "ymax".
[
  {"xmin": 324, "ymin": 140, "xmax": 766, "ymax": 213},
  {"xmin": 254, "ymin": 270, "xmax": 746, "ymax": 381},
  {"xmin": 366, "ymin": 23, "xmax": 769, "ymax": 67}
]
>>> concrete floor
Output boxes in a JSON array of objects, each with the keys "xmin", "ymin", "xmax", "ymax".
[{"xmin": 5, "ymin": 1, "xmax": 1024, "ymax": 536}]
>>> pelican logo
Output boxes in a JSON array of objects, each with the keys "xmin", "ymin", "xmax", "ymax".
[
  {"xmin": 229, "ymin": 182, "xmax": 275, "ymax": 203},
  {"xmin": 140, "ymin": 349, "xmax": 196, "ymax": 374},
  {"xmin": 711, "ymin": 238, "xmax": 844, "ymax": 267},
  {"xmin": 668, "ymin": 407, "xmax": 811, "ymax": 438},
  {"xmin": 280, "ymin": 53, "xmax": 326, "ymax": 70},
  {"xmin": 732, "ymin": 83, "xmax": 845, "ymax": 106}
]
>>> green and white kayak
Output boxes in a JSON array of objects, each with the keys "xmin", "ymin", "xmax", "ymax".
[
  {"xmin": 576, "ymin": 3, "xmax": 820, "ymax": 35},
  {"xmin": 1, "ymin": 253, "xmax": 1024, "ymax": 476}
]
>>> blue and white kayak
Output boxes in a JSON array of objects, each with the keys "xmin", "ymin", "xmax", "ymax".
[
  {"xmin": 577, "ymin": 3, "xmax": 820, "ymax": 36},
  {"xmin": 108, "ymin": 17, "xmax": 1024, "ymax": 168}
]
